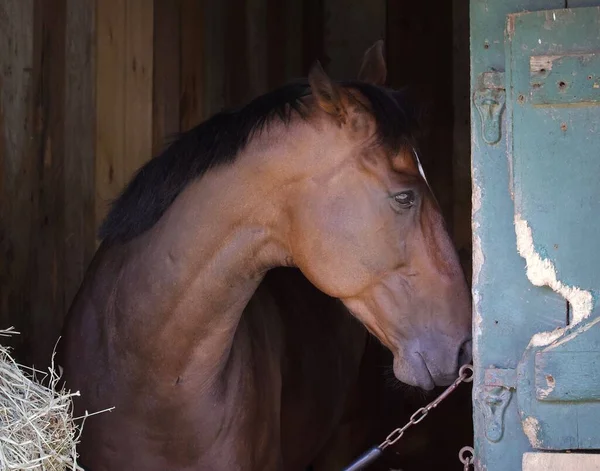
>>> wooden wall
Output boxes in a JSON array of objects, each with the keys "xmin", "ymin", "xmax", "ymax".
[
  {"xmin": 0, "ymin": 0, "xmax": 312, "ymax": 366},
  {"xmin": 0, "ymin": 0, "xmax": 471, "ymax": 376},
  {"xmin": 0, "ymin": 0, "xmax": 97, "ymax": 367}
]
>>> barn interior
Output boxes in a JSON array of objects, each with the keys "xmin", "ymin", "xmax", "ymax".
[{"xmin": 0, "ymin": 1, "xmax": 473, "ymax": 469}]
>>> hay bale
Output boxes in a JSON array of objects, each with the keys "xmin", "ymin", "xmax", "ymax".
[{"xmin": 0, "ymin": 327, "xmax": 85, "ymax": 470}]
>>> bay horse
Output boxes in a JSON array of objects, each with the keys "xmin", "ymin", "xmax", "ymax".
[{"xmin": 59, "ymin": 41, "xmax": 472, "ymax": 471}]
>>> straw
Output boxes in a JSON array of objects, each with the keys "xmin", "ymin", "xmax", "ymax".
[{"xmin": 0, "ymin": 327, "xmax": 108, "ymax": 471}]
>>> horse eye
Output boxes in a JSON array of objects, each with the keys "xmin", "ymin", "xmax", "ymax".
[{"xmin": 392, "ymin": 191, "xmax": 415, "ymax": 209}]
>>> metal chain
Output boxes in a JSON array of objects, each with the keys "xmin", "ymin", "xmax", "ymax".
[
  {"xmin": 378, "ymin": 364, "xmax": 474, "ymax": 450},
  {"xmin": 459, "ymin": 446, "xmax": 475, "ymax": 470}
]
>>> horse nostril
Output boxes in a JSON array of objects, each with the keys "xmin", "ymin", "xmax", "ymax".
[{"xmin": 458, "ymin": 339, "xmax": 473, "ymax": 367}]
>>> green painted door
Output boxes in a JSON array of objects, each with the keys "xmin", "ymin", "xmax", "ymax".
[{"xmin": 471, "ymin": 2, "xmax": 600, "ymax": 469}]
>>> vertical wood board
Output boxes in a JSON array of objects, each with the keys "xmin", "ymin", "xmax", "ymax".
[
  {"xmin": 152, "ymin": 0, "xmax": 181, "ymax": 154},
  {"xmin": 64, "ymin": 0, "xmax": 96, "ymax": 308},
  {"xmin": 95, "ymin": 0, "xmax": 153, "ymax": 233}
]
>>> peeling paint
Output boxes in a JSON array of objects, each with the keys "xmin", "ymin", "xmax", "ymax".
[
  {"xmin": 546, "ymin": 316, "xmax": 600, "ymax": 350},
  {"xmin": 506, "ymin": 15, "xmax": 515, "ymax": 39},
  {"xmin": 529, "ymin": 327, "xmax": 565, "ymax": 347},
  {"xmin": 473, "ymin": 233, "xmax": 484, "ymax": 287},
  {"xmin": 472, "ymin": 182, "xmax": 484, "ymax": 287},
  {"xmin": 530, "ymin": 55, "xmax": 560, "ymax": 73},
  {"xmin": 514, "ymin": 214, "xmax": 593, "ymax": 324},
  {"xmin": 524, "ymin": 452, "xmax": 600, "ymax": 470},
  {"xmin": 537, "ymin": 374, "xmax": 556, "ymax": 399},
  {"xmin": 472, "ymin": 181, "xmax": 482, "ymax": 214},
  {"xmin": 523, "ymin": 416, "xmax": 542, "ymax": 448},
  {"xmin": 472, "ymin": 181, "xmax": 483, "ymax": 342},
  {"xmin": 474, "ymin": 291, "xmax": 483, "ymax": 341}
]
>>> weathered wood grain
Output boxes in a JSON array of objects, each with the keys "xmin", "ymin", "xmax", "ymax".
[
  {"xmin": 95, "ymin": 0, "xmax": 126, "ymax": 234},
  {"xmin": 0, "ymin": 0, "xmax": 36, "ymax": 356},
  {"xmin": 302, "ymin": 0, "xmax": 325, "ymax": 73},
  {"xmin": 95, "ymin": 0, "xmax": 153, "ymax": 232},
  {"xmin": 152, "ymin": 0, "xmax": 181, "ymax": 154},
  {"xmin": 28, "ymin": 0, "xmax": 67, "ymax": 368},
  {"xmin": 202, "ymin": 0, "xmax": 226, "ymax": 117},
  {"xmin": 323, "ymin": 0, "xmax": 386, "ymax": 79},
  {"xmin": 124, "ymin": 0, "xmax": 153, "ymax": 178},
  {"xmin": 246, "ymin": 0, "xmax": 268, "ymax": 98},
  {"xmin": 224, "ymin": 0, "xmax": 250, "ymax": 107},
  {"xmin": 452, "ymin": 0, "xmax": 472, "ymax": 281},
  {"xmin": 524, "ymin": 452, "xmax": 600, "ymax": 471},
  {"xmin": 64, "ymin": 0, "xmax": 96, "ymax": 310},
  {"xmin": 267, "ymin": 0, "xmax": 286, "ymax": 89},
  {"xmin": 180, "ymin": 0, "xmax": 204, "ymax": 131}
]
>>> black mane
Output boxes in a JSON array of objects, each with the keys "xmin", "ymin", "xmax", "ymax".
[{"xmin": 98, "ymin": 79, "xmax": 420, "ymax": 243}]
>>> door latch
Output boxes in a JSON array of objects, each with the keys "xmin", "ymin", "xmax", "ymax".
[
  {"xmin": 479, "ymin": 367, "xmax": 516, "ymax": 442},
  {"xmin": 473, "ymin": 71, "xmax": 506, "ymax": 145}
]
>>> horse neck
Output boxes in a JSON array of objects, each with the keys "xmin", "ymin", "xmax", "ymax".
[{"xmin": 109, "ymin": 129, "xmax": 306, "ymax": 383}]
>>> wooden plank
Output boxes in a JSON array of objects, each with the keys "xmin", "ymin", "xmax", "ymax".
[
  {"xmin": 124, "ymin": 0, "xmax": 153, "ymax": 178},
  {"xmin": 267, "ymin": 0, "xmax": 304, "ymax": 86},
  {"xmin": 266, "ymin": 0, "xmax": 286, "ymax": 89},
  {"xmin": 224, "ymin": 0, "xmax": 249, "ymax": 107},
  {"xmin": 64, "ymin": 0, "xmax": 96, "ymax": 309},
  {"xmin": 535, "ymin": 351, "xmax": 600, "ymax": 402},
  {"xmin": 246, "ymin": 0, "xmax": 268, "ymax": 97},
  {"xmin": 95, "ymin": 0, "xmax": 153, "ymax": 233},
  {"xmin": 202, "ymin": 0, "xmax": 226, "ymax": 117},
  {"xmin": 95, "ymin": 0, "xmax": 126, "ymax": 234},
  {"xmin": 323, "ymin": 0, "xmax": 386, "ymax": 79},
  {"xmin": 529, "ymin": 53, "xmax": 600, "ymax": 105},
  {"xmin": 152, "ymin": 0, "xmax": 180, "ymax": 153},
  {"xmin": 28, "ymin": 0, "xmax": 68, "ymax": 368},
  {"xmin": 523, "ymin": 452, "xmax": 600, "ymax": 470},
  {"xmin": 470, "ymin": 1, "xmax": 567, "ymax": 469},
  {"xmin": 283, "ymin": 0, "xmax": 303, "ymax": 80},
  {"xmin": 302, "ymin": 0, "xmax": 325, "ymax": 73},
  {"xmin": 452, "ymin": 0, "xmax": 472, "ymax": 281},
  {"xmin": 180, "ymin": 0, "xmax": 204, "ymax": 130},
  {"xmin": 568, "ymin": 0, "xmax": 600, "ymax": 6},
  {"xmin": 0, "ymin": 0, "xmax": 35, "ymax": 355}
]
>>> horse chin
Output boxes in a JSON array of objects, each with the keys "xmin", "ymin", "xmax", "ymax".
[{"xmin": 392, "ymin": 353, "xmax": 435, "ymax": 391}]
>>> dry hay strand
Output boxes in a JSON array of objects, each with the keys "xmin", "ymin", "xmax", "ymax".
[{"xmin": 0, "ymin": 327, "xmax": 106, "ymax": 471}]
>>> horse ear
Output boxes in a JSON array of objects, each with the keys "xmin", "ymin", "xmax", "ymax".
[
  {"xmin": 358, "ymin": 40, "xmax": 387, "ymax": 85},
  {"xmin": 308, "ymin": 60, "xmax": 347, "ymax": 124}
]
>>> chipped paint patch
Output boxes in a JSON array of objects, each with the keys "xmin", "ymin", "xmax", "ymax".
[
  {"xmin": 515, "ymin": 214, "xmax": 593, "ymax": 324},
  {"xmin": 547, "ymin": 316, "xmax": 600, "ymax": 350},
  {"xmin": 524, "ymin": 452, "xmax": 600, "ymax": 471},
  {"xmin": 473, "ymin": 233, "xmax": 484, "ymax": 287},
  {"xmin": 472, "ymin": 181, "xmax": 482, "ymax": 215},
  {"xmin": 537, "ymin": 374, "xmax": 556, "ymax": 399},
  {"xmin": 530, "ymin": 55, "xmax": 560, "ymax": 73},
  {"xmin": 472, "ymin": 183, "xmax": 483, "ymax": 287},
  {"xmin": 529, "ymin": 327, "xmax": 565, "ymax": 347},
  {"xmin": 471, "ymin": 181, "xmax": 484, "ymax": 342},
  {"xmin": 473, "ymin": 291, "xmax": 483, "ymax": 342},
  {"xmin": 506, "ymin": 14, "xmax": 515, "ymax": 39},
  {"xmin": 523, "ymin": 416, "xmax": 542, "ymax": 448}
]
